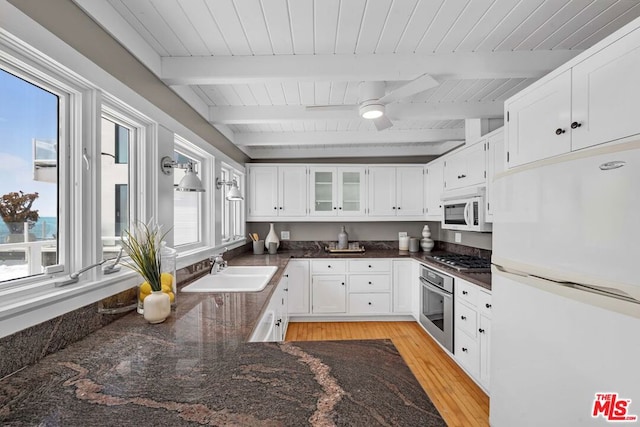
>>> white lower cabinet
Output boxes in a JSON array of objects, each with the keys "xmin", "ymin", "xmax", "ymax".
[
  {"xmin": 286, "ymin": 260, "xmax": 310, "ymax": 314},
  {"xmin": 392, "ymin": 260, "xmax": 414, "ymax": 314},
  {"xmin": 454, "ymin": 278, "xmax": 492, "ymax": 392},
  {"xmin": 311, "ymin": 275, "xmax": 346, "ymax": 313},
  {"xmin": 250, "ymin": 273, "xmax": 289, "ymax": 342}
]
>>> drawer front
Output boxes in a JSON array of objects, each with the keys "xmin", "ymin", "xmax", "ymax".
[
  {"xmin": 456, "ymin": 279, "xmax": 478, "ymax": 306},
  {"xmin": 349, "ymin": 259, "xmax": 391, "ymax": 273},
  {"xmin": 456, "ymin": 301, "xmax": 478, "ymax": 339},
  {"xmin": 478, "ymin": 291, "xmax": 493, "ymax": 318},
  {"xmin": 455, "ymin": 328, "xmax": 480, "ymax": 379},
  {"xmin": 349, "ymin": 274, "xmax": 391, "ymax": 292},
  {"xmin": 348, "ymin": 293, "xmax": 391, "ymax": 314},
  {"xmin": 311, "ymin": 259, "xmax": 347, "ymax": 274}
]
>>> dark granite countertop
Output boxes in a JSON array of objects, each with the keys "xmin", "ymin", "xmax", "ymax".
[{"xmin": 0, "ymin": 252, "xmax": 445, "ymax": 426}]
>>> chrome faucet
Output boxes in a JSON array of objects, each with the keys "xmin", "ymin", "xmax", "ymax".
[{"xmin": 209, "ymin": 249, "xmax": 228, "ymax": 274}]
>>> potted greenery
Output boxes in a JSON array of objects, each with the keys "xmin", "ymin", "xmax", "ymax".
[{"xmin": 120, "ymin": 221, "xmax": 171, "ymax": 324}]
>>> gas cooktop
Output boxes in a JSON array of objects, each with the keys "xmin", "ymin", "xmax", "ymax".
[{"xmin": 429, "ymin": 254, "xmax": 491, "ymax": 272}]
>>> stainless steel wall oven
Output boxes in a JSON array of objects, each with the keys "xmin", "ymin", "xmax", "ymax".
[{"xmin": 419, "ymin": 264, "xmax": 454, "ymax": 353}]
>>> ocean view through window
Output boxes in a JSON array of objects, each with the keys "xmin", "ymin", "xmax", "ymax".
[{"xmin": 0, "ymin": 68, "xmax": 59, "ymax": 283}]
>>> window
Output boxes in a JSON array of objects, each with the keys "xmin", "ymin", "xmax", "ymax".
[
  {"xmin": 100, "ymin": 116, "xmax": 132, "ymax": 258},
  {"xmin": 0, "ymin": 67, "xmax": 60, "ymax": 283},
  {"xmin": 173, "ymin": 136, "xmax": 206, "ymax": 249},
  {"xmin": 220, "ymin": 164, "xmax": 245, "ymax": 243}
]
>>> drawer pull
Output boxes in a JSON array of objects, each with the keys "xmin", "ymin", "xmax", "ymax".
[
  {"xmin": 571, "ymin": 121, "xmax": 582, "ymax": 129},
  {"xmin": 555, "ymin": 128, "xmax": 566, "ymax": 135},
  {"xmin": 368, "ymin": 281, "xmax": 372, "ymax": 285},
  {"xmin": 327, "ymin": 265, "xmax": 331, "ymax": 268},
  {"xmin": 368, "ymin": 265, "xmax": 372, "ymax": 268},
  {"xmin": 368, "ymin": 302, "xmax": 372, "ymax": 305},
  {"xmin": 462, "ymin": 290, "xmax": 468, "ymax": 295},
  {"xmin": 485, "ymin": 303, "xmax": 492, "ymax": 309},
  {"xmin": 341, "ymin": 282, "xmax": 344, "ymax": 286},
  {"xmin": 460, "ymin": 315, "xmax": 467, "ymax": 320},
  {"xmin": 479, "ymin": 328, "xmax": 485, "ymax": 333},
  {"xmin": 462, "ymin": 347, "xmax": 468, "ymax": 353}
]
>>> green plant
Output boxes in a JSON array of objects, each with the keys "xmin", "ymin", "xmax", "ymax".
[
  {"xmin": 0, "ymin": 191, "xmax": 39, "ymax": 234},
  {"xmin": 120, "ymin": 221, "xmax": 168, "ymax": 292}
]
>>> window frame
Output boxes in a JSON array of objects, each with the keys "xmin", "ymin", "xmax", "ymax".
[
  {"xmin": 220, "ymin": 163, "xmax": 246, "ymax": 245},
  {"xmin": 172, "ymin": 134, "xmax": 211, "ymax": 255}
]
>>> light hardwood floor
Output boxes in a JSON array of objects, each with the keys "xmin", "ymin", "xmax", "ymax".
[{"xmin": 286, "ymin": 321, "xmax": 489, "ymax": 427}]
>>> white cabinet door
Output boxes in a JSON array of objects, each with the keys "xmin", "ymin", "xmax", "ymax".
[
  {"xmin": 337, "ymin": 167, "xmax": 366, "ymax": 216},
  {"xmin": 572, "ymin": 27, "xmax": 640, "ymax": 151},
  {"xmin": 367, "ymin": 166, "xmax": 396, "ymax": 216},
  {"xmin": 479, "ymin": 314, "xmax": 491, "ymax": 390},
  {"xmin": 247, "ymin": 166, "xmax": 278, "ymax": 217},
  {"xmin": 279, "ymin": 166, "xmax": 307, "ymax": 216},
  {"xmin": 274, "ymin": 275, "xmax": 289, "ymax": 341},
  {"xmin": 396, "ymin": 166, "xmax": 424, "ymax": 216},
  {"xmin": 486, "ymin": 128, "xmax": 505, "ymax": 222},
  {"xmin": 309, "ymin": 167, "xmax": 337, "ymax": 216},
  {"xmin": 443, "ymin": 153, "xmax": 464, "ymax": 191},
  {"xmin": 392, "ymin": 260, "xmax": 413, "ymax": 314},
  {"xmin": 425, "ymin": 159, "xmax": 444, "ymax": 220},
  {"xmin": 311, "ymin": 275, "xmax": 346, "ymax": 313},
  {"xmin": 286, "ymin": 260, "xmax": 310, "ymax": 315},
  {"xmin": 464, "ymin": 142, "xmax": 487, "ymax": 188},
  {"xmin": 506, "ymin": 70, "xmax": 571, "ymax": 168}
]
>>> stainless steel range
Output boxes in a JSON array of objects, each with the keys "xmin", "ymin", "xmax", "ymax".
[{"xmin": 429, "ymin": 254, "xmax": 491, "ymax": 272}]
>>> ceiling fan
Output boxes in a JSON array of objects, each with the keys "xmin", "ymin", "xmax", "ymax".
[{"xmin": 306, "ymin": 73, "xmax": 439, "ymax": 131}]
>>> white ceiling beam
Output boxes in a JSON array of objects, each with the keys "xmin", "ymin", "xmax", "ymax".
[
  {"xmin": 245, "ymin": 140, "xmax": 464, "ymax": 159},
  {"xmin": 161, "ymin": 51, "xmax": 581, "ymax": 85},
  {"xmin": 209, "ymin": 102, "xmax": 503, "ymax": 124},
  {"xmin": 234, "ymin": 129, "xmax": 464, "ymax": 146},
  {"xmin": 74, "ymin": 0, "xmax": 162, "ymax": 75}
]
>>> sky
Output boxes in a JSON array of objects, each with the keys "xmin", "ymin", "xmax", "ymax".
[{"xmin": 0, "ymin": 68, "xmax": 58, "ymax": 217}]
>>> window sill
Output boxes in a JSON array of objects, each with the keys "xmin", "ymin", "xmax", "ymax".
[{"xmin": 0, "ymin": 270, "xmax": 138, "ymax": 339}]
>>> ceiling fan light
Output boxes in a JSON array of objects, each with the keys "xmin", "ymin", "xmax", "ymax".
[{"xmin": 359, "ymin": 103, "xmax": 385, "ymax": 119}]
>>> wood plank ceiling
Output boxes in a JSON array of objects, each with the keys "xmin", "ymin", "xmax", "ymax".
[{"xmin": 74, "ymin": 0, "xmax": 640, "ymax": 159}]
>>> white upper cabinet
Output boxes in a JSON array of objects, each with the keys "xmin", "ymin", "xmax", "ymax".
[
  {"xmin": 425, "ymin": 159, "xmax": 444, "ymax": 220},
  {"xmin": 443, "ymin": 142, "xmax": 487, "ymax": 191},
  {"xmin": 486, "ymin": 128, "xmax": 506, "ymax": 223},
  {"xmin": 368, "ymin": 166, "xmax": 424, "ymax": 217},
  {"xmin": 309, "ymin": 167, "xmax": 366, "ymax": 217},
  {"xmin": 572, "ymin": 27, "xmax": 640, "ymax": 151},
  {"xmin": 506, "ymin": 24, "xmax": 640, "ymax": 168},
  {"xmin": 247, "ymin": 166, "xmax": 279, "ymax": 218},
  {"xmin": 247, "ymin": 165, "xmax": 307, "ymax": 219},
  {"xmin": 505, "ymin": 70, "xmax": 572, "ymax": 168}
]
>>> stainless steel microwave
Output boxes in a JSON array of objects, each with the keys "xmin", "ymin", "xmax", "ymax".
[{"xmin": 442, "ymin": 194, "xmax": 492, "ymax": 232}]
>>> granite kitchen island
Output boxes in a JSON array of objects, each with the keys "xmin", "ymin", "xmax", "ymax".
[{"xmin": 0, "ymin": 251, "xmax": 446, "ymax": 426}]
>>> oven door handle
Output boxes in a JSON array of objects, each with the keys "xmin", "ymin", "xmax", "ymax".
[
  {"xmin": 463, "ymin": 201, "xmax": 471, "ymax": 226},
  {"xmin": 420, "ymin": 277, "xmax": 453, "ymax": 299}
]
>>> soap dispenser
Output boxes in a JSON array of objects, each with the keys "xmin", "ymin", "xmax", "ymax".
[{"xmin": 338, "ymin": 226, "xmax": 349, "ymax": 250}]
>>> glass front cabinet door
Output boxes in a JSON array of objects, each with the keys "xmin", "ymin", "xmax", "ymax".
[{"xmin": 309, "ymin": 167, "xmax": 366, "ymax": 216}]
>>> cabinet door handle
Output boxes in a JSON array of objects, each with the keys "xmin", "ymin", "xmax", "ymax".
[
  {"xmin": 555, "ymin": 128, "xmax": 566, "ymax": 135},
  {"xmin": 338, "ymin": 207, "xmax": 342, "ymax": 210},
  {"xmin": 460, "ymin": 315, "xmax": 467, "ymax": 320},
  {"xmin": 397, "ymin": 207, "xmax": 401, "ymax": 210},
  {"xmin": 368, "ymin": 265, "xmax": 372, "ymax": 268},
  {"xmin": 279, "ymin": 207, "xmax": 283, "ymax": 210},
  {"xmin": 479, "ymin": 328, "xmax": 485, "ymax": 333},
  {"xmin": 284, "ymin": 274, "xmax": 289, "ymax": 277},
  {"xmin": 462, "ymin": 290, "xmax": 468, "ymax": 295},
  {"xmin": 485, "ymin": 303, "xmax": 492, "ymax": 308},
  {"xmin": 571, "ymin": 121, "xmax": 582, "ymax": 129},
  {"xmin": 392, "ymin": 206, "xmax": 396, "ymax": 209},
  {"xmin": 368, "ymin": 281, "xmax": 372, "ymax": 285},
  {"xmin": 274, "ymin": 207, "xmax": 277, "ymax": 210},
  {"xmin": 327, "ymin": 265, "xmax": 331, "ymax": 268},
  {"xmin": 368, "ymin": 302, "xmax": 372, "ymax": 305},
  {"xmin": 333, "ymin": 207, "xmax": 337, "ymax": 210},
  {"xmin": 341, "ymin": 282, "xmax": 345, "ymax": 286},
  {"xmin": 462, "ymin": 347, "xmax": 468, "ymax": 352}
]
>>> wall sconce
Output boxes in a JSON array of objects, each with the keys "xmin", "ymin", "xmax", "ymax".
[
  {"xmin": 216, "ymin": 177, "xmax": 244, "ymax": 201},
  {"xmin": 160, "ymin": 156, "xmax": 205, "ymax": 192}
]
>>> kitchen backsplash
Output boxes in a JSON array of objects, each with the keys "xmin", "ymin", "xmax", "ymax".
[{"xmin": 248, "ymin": 221, "xmax": 492, "ymax": 250}]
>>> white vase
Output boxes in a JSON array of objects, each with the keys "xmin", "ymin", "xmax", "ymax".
[
  {"xmin": 143, "ymin": 291, "xmax": 171, "ymax": 324},
  {"xmin": 421, "ymin": 225, "xmax": 434, "ymax": 252},
  {"xmin": 265, "ymin": 223, "xmax": 280, "ymax": 249}
]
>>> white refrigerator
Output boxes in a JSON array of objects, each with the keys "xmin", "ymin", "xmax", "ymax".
[{"xmin": 491, "ymin": 139, "xmax": 640, "ymax": 427}]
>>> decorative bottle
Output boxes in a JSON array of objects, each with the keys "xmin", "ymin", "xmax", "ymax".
[
  {"xmin": 337, "ymin": 226, "xmax": 349, "ymax": 249},
  {"xmin": 421, "ymin": 225, "xmax": 434, "ymax": 252},
  {"xmin": 265, "ymin": 223, "xmax": 280, "ymax": 249}
]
